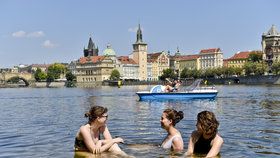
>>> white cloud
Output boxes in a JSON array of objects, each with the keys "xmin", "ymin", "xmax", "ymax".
[
  {"xmin": 12, "ymin": 31, "xmax": 26, "ymax": 38},
  {"xmin": 27, "ymin": 31, "xmax": 45, "ymax": 37},
  {"xmin": 42, "ymin": 40, "xmax": 56, "ymax": 48},
  {"xmin": 12, "ymin": 30, "xmax": 45, "ymax": 38}
]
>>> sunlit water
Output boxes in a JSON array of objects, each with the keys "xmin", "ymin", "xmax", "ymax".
[{"xmin": 0, "ymin": 85, "xmax": 279, "ymax": 158}]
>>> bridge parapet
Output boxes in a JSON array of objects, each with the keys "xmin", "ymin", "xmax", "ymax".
[{"xmin": 0, "ymin": 72, "xmax": 35, "ymax": 86}]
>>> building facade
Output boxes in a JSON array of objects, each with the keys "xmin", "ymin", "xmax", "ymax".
[
  {"xmin": 116, "ymin": 56, "xmax": 138, "ymax": 80},
  {"xmin": 147, "ymin": 51, "xmax": 170, "ymax": 81},
  {"xmin": 177, "ymin": 55, "xmax": 200, "ymax": 72},
  {"xmin": 226, "ymin": 51, "xmax": 262, "ymax": 68},
  {"xmin": 199, "ymin": 48, "xmax": 223, "ymax": 69},
  {"xmin": 262, "ymin": 25, "xmax": 280, "ymax": 71},
  {"xmin": 75, "ymin": 56, "xmax": 114, "ymax": 83}
]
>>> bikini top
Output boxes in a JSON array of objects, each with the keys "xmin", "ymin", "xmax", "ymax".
[{"xmin": 161, "ymin": 135, "xmax": 182, "ymax": 149}]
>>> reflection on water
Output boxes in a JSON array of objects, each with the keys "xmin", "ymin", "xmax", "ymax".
[{"xmin": 0, "ymin": 85, "xmax": 279, "ymax": 158}]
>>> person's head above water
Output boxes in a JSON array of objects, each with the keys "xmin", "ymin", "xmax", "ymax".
[
  {"xmin": 85, "ymin": 106, "xmax": 108, "ymax": 124},
  {"xmin": 196, "ymin": 110, "xmax": 219, "ymax": 138},
  {"xmin": 162, "ymin": 109, "xmax": 184, "ymax": 126}
]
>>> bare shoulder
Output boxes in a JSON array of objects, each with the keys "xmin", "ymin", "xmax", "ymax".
[
  {"xmin": 213, "ymin": 134, "xmax": 224, "ymax": 145},
  {"xmin": 80, "ymin": 124, "xmax": 90, "ymax": 133}
]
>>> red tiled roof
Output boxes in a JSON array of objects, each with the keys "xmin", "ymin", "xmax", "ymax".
[
  {"xmin": 79, "ymin": 56, "xmax": 105, "ymax": 64},
  {"xmin": 177, "ymin": 55, "xmax": 200, "ymax": 61},
  {"xmin": 147, "ymin": 52, "xmax": 164, "ymax": 63},
  {"xmin": 147, "ymin": 52, "xmax": 162, "ymax": 58},
  {"xmin": 117, "ymin": 56, "xmax": 137, "ymax": 64},
  {"xmin": 200, "ymin": 48, "xmax": 220, "ymax": 54},
  {"xmin": 228, "ymin": 51, "xmax": 262, "ymax": 60}
]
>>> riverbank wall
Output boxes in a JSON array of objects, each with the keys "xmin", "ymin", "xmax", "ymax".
[{"xmin": 206, "ymin": 75, "xmax": 280, "ymax": 85}]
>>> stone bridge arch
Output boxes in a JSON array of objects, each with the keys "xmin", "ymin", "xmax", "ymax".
[
  {"xmin": 6, "ymin": 76, "xmax": 30, "ymax": 86},
  {"xmin": 0, "ymin": 72, "xmax": 34, "ymax": 87}
]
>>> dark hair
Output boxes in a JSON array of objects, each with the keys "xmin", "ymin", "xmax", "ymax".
[
  {"xmin": 197, "ymin": 111, "xmax": 219, "ymax": 138},
  {"xmin": 163, "ymin": 109, "xmax": 184, "ymax": 126},
  {"xmin": 85, "ymin": 106, "xmax": 108, "ymax": 124}
]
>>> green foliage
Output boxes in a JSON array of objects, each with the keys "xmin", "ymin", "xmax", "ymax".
[
  {"xmin": 180, "ymin": 68, "xmax": 190, "ymax": 78},
  {"xmin": 110, "ymin": 69, "xmax": 120, "ymax": 80},
  {"xmin": 159, "ymin": 68, "xmax": 176, "ymax": 80},
  {"xmin": 243, "ymin": 62, "xmax": 267, "ymax": 75},
  {"xmin": 271, "ymin": 61, "xmax": 280, "ymax": 75},
  {"xmin": 66, "ymin": 71, "xmax": 76, "ymax": 81},
  {"xmin": 248, "ymin": 53, "xmax": 263, "ymax": 63},
  {"xmin": 34, "ymin": 68, "xmax": 47, "ymax": 81},
  {"xmin": 47, "ymin": 63, "xmax": 66, "ymax": 82}
]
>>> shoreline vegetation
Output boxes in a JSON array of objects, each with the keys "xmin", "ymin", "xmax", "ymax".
[{"xmin": 0, "ymin": 75, "xmax": 280, "ymax": 88}]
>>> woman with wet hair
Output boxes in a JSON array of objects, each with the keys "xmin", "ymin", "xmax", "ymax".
[
  {"xmin": 74, "ymin": 106, "xmax": 126, "ymax": 155},
  {"xmin": 185, "ymin": 111, "xmax": 223, "ymax": 157},
  {"xmin": 160, "ymin": 109, "xmax": 184, "ymax": 151}
]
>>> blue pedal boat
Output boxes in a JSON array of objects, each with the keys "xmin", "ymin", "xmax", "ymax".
[{"xmin": 136, "ymin": 79, "xmax": 218, "ymax": 100}]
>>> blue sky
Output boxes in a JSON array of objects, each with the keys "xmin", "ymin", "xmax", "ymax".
[{"xmin": 0, "ymin": 0, "xmax": 279, "ymax": 68}]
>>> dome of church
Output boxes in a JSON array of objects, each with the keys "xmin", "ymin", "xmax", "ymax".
[{"xmin": 103, "ymin": 44, "xmax": 116, "ymax": 56}]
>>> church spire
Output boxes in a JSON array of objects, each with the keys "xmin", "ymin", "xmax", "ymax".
[
  {"xmin": 136, "ymin": 24, "xmax": 143, "ymax": 43},
  {"xmin": 84, "ymin": 35, "xmax": 99, "ymax": 57},
  {"xmin": 88, "ymin": 36, "xmax": 95, "ymax": 50}
]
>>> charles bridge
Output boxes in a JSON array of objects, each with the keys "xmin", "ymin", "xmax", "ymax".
[{"xmin": 0, "ymin": 72, "xmax": 35, "ymax": 87}]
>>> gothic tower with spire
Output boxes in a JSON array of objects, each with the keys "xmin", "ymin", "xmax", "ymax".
[
  {"xmin": 132, "ymin": 24, "xmax": 147, "ymax": 81},
  {"xmin": 84, "ymin": 36, "xmax": 99, "ymax": 57}
]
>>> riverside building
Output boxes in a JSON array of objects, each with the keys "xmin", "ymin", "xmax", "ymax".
[
  {"xmin": 199, "ymin": 48, "xmax": 223, "ymax": 69},
  {"xmin": 262, "ymin": 25, "xmax": 280, "ymax": 71}
]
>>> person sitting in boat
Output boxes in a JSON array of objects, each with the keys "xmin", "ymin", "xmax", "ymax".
[
  {"xmin": 160, "ymin": 109, "xmax": 184, "ymax": 151},
  {"xmin": 165, "ymin": 79, "xmax": 181, "ymax": 92},
  {"xmin": 74, "ymin": 105, "xmax": 127, "ymax": 155},
  {"xmin": 184, "ymin": 111, "xmax": 223, "ymax": 157}
]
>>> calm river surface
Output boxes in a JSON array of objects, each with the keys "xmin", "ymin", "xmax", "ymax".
[{"xmin": 0, "ymin": 85, "xmax": 279, "ymax": 158}]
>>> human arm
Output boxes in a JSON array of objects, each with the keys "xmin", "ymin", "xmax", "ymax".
[
  {"xmin": 80, "ymin": 126, "xmax": 123, "ymax": 154},
  {"xmin": 205, "ymin": 134, "xmax": 223, "ymax": 158},
  {"xmin": 172, "ymin": 136, "xmax": 184, "ymax": 151},
  {"xmin": 101, "ymin": 125, "xmax": 113, "ymax": 139},
  {"xmin": 184, "ymin": 131, "xmax": 199, "ymax": 157}
]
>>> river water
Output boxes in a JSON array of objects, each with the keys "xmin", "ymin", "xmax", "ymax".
[{"xmin": 0, "ymin": 85, "xmax": 279, "ymax": 158}]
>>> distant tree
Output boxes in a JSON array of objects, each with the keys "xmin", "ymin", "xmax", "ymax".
[
  {"xmin": 233, "ymin": 67, "xmax": 243, "ymax": 76},
  {"xmin": 243, "ymin": 62, "xmax": 267, "ymax": 75},
  {"xmin": 243, "ymin": 62, "xmax": 255, "ymax": 75},
  {"xmin": 47, "ymin": 63, "xmax": 66, "ymax": 82},
  {"xmin": 34, "ymin": 68, "xmax": 47, "ymax": 81},
  {"xmin": 255, "ymin": 62, "xmax": 268, "ymax": 75},
  {"xmin": 271, "ymin": 61, "xmax": 280, "ymax": 75},
  {"xmin": 159, "ymin": 68, "xmax": 176, "ymax": 80},
  {"xmin": 110, "ymin": 69, "xmax": 120, "ymax": 80},
  {"xmin": 65, "ymin": 71, "xmax": 76, "ymax": 81},
  {"xmin": 202, "ymin": 68, "xmax": 215, "ymax": 78},
  {"xmin": 248, "ymin": 53, "xmax": 263, "ymax": 63},
  {"xmin": 223, "ymin": 67, "xmax": 235, "ymax": 77},
  {"xmin": 214, "ymin": 67, "xmax": 224, "ymax": 78},
  {"xmin": 180, "ymin": 68, "xmax": 191, "ymax": 79}
]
